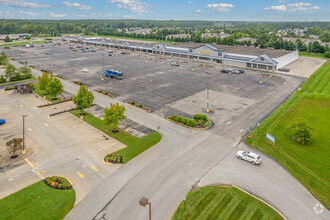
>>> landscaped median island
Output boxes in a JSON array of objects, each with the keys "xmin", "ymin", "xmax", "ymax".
[
  {"xmin": 126, "ymin": 101, "xmax": 151, "ymax": 112},
  {"xmin": 95, "ymin": 89, "xmax": 114, "ymax": 98},
  {"xmin": 167, "ymin": 114, "xmax": 212, "ymax": 129},
  {"xmin": 172, "ymin": 185, "xmax": 284, "ymax": 220},
  {"xmin": 246, "ymin": 59, "xmax": 330, "ymax": 209},
  {"xmin": 70, "ymin": 110, "xmax": 161, "ymax": 163},
  {"xmin": 33, "ymin": 72, "xmax": 64, "ymax": 103},
  {"xmin": 0, "ymin": 179, "xmax": 75, "ymax": 220}
]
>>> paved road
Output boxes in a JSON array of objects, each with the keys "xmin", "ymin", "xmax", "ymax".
[{"xmin": 9, "ymin": 60, "xmax": 329, "ymax": 219}]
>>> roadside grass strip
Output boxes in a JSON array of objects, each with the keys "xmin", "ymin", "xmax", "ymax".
[
  {"xmin": 33, "ymin": 83, "xmax": 62, "ymax": 103},
  {"xmin": 70, "ymin": 110, "xmax": 161, "ymax": 163},
  {"xmin": 246, "ymin": 61, "xmax": 330, "ymax": 209},
  {"xmin": 0, "ymin": 181, "xmax": 75, "ymax": 220},
  {"xmin": 172, "ymin": 186, "xmax": 283, "ymax": 220}
]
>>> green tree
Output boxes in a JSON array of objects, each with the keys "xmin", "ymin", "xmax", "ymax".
[
  {"xmin": 46, "ymin": 77, "xmax": 63, "ymax": 100},
  {"xmin": 324, "ymin": 51, "xmax": 330, "ymax": 58},
  {"xmin": 5, "ymin": 64, "xmax": 16, "ymax": 79},
  {"xmin": 73, "ymin": 86, "xmax": 94, "ymax": 114},
  {"xmin": 0, "ymin": 52, "xmax": 8, "ymax": 66},
  {"xmin": 19, "ymin": 66, "xmax": 31, "ymax": 75},
  {"xmin": 104, "ymin": 103, "xmax": 127, "ymax": 132},
  {"xmin": 4, "ymin": 36, "xmax": 11, "ymax": 42},
  {"xmin": 38, "ymin": 72, "xmax": 51, "ymax": 91},
  {"xmin": 290, "ymin": 119, "xmax": 313, "ymax": 145},
  {"xmin": 24, "ymin": 36, "xmax": 32, "ymax": 40},
  {"xmin": 6, "ymin": 138, "xmax": 23, "ymax": 157}
]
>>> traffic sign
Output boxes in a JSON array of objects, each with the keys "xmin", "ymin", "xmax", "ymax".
[
  {"xmin": 248, "ymin": 135, "xmax": 252, "ymax": 139},
  {"xmin": 266, "ymin": 133, "xmax": 275, "ymax": 144}
]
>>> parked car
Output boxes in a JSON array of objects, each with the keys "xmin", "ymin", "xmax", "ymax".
[
  {"xmin": 232, "ymin": 69, "xmax": 244, "ymax": 74},
  {"xmin": 121, "ymin": 52, "xmax": 129, "ymax": 55},
  {"xmin": 82, "ymin": 68, "xmax": 89, "ymax": 73},
  {"xmin": 73, "ymin": 49, "xmax": 77, "ymax": 51},
  {"xmin": 278, "ymin": 68, "xmax": 289, "ymax": 72},
  {"xmin": 82, "ymin": 50, "xmax": 87, "ymax": 52},
  {"xmin": 108, "ymin": 50, "xmax": 113, "ymax": 53},
  {"xmin": 0, "ymin": 119, "xmax": 5, "ymax": 125},
  {"xmin": 236, "ymin": 151, "xmax": 262, "ymax": 165},
  {"xmin": 90, "ymin": 49, "xmax": 96, "ymax": 52},
  {"xmin": 109, "ymin": 53, "xmax": 113, "ymax": 56},
  {"xmin": 171, "ymin": 62, "xmax": 179, "ymax": 66},
  {"xmin": 45, "ymin": 52, "xmax": 50, "ymax": 55},
  {"xmin": 221, "ymin": 68, "xmax": 232, "ymax": 73}
]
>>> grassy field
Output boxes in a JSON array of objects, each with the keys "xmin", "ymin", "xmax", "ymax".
[
  {"xmin": 299, "ymin": 51, "xmax": 327, "ymax": 59},
  {"xmin": 0, "ymin": 76, "xmax": 35, "ymax": 86},
  {"xmin": 0, "ymin": 41, "xmax": 45, "ymax": 46},
  {"xmin": 172, "ymin": 185, "xmax": 283, "ymax": 220},
  {"xmin": 0, "ymin": 181, "xmax": 75, "ymax": 220},
  {"xmin": 246, "ymin": 60, "xmax": 330, "ymax": 209},
  {"xmin": 70, "ymin": 110, "xmax": 161, "ymax": 163},
  {"xmin": 33, "ymin": 83, "xmax": 62, "ymax": 103}
]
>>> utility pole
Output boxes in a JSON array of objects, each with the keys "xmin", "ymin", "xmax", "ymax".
[
  {"xmin": 22, "ymin": 115, "xmax": 27, "ymax": 154},
  {"xmin": 206, "ymin": 71, "xmax": 211, "ymax": 113},
  {"xmin": 102, "ymin": 53, "xmax": 105, "ymax": 81}
]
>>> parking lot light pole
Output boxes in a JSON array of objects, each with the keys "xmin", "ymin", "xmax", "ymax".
[
  {"xmin": 22, "ymin": 115, "xmax": 27, "ymax": 154},
  {"xmin": 205, "ymin": 71, "xmax": 211, "ymax": 113},
  {"xmin": 139, "ymin": 197, "xmax": 151, "ymax": 220},
  {"xmin": 102, "ymin": 53, "xmax": 105, "ymax": 80},
  {"xmin": 51, "ymin": 44, "xmax": 54, "ymax": 66}
]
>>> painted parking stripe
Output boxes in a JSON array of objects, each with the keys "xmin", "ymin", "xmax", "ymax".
[
  {"xmin": 19, "ymin": 105, "xmax": 23, "ymax": 107},
  {"xmin": 36, "ymin": 171, "xmax": 45, "ymax": 180},
  {"xmin": 25, "ymin": 158, "xmax": 35, "ymax": 169},
  {"xmin": 28, "ymin": 127, "xmax": 32, "ymax": 131},
  {"xmin": 91, "ymin": 166, "xmax": 99, "ymax": 172},
  {"xmin": 44, "ymin": 123, "xmax": 48, "ymax": 127}
]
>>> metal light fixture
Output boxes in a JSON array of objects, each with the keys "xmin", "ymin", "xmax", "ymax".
[{"xmin": 139, "ymin": 197, "xmax": 151, "ymax": 220}]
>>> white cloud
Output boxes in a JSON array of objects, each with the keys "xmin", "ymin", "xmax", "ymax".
[
  {"xmin": 279, "ymin": 0, "xmax": 285, "ymax": 2},
  {"xmin": 206, "ymin": 3, "xmax": 234, "ymax": 12},
  {"xmin": 123, "ymin": 15, "xmax": 135, "ymax": 19},
  {"xmin": 107, "ymin": 0, "xmax": 149, "ymax": 14},
  {"xmin": 49, "ymin": 12, "xmax": 66, "ymax": 18},
  {"xmin": 288, "ymin": 7, "xmax": 307, "ymax": 11},
  {"xmin": 63, "ymin": 2, "xmax": 91, "ymax": 10},
  {"xmin": 91, "ymin": 12, "xmax": 95, "ymax": 16},
  {"xmin": 264, "ymin": 5, "xmax": 287, "ymax": 11},
  {"xmin": 310, "ymin": 6, "xmax": 320, "ymax": 10},
  {"xmin": 76, "ymin": 14, "xmax": 86, "ymax": 17},
  {"xmin": 108, "ymin": 13, "xmax": 113, "ymax": 16},
  {"xmin": 19, "ymin": 10, "xmax": 39, "ymax": 16},
  {"xmin": 0, "ymin": 12, "xmax": 2, "ymax": 15},
  {"xmin": 0, "ymin": 0, "xmax": 50, "ymax": 8},
  {"xmin": 287, "ymin": 2, "xmax": 311, "ymax": 7},
  {"xmin": 194, "ymin": 9, "xmax": 202, "ymax": 12},
  {"xmin": 188, "ymin": 1, "xmax": 193, "ymax": 3},
  {"xmin": 193, "ymin": 13, "xmax": 199, "ymax": 17}
]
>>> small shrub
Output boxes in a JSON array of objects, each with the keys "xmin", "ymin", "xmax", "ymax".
[
  {"xmin": 186, "ymin": 119, "xmax": 195, "ymax": 127},
  {"xmin": 290, "ymin": 119, "xmax": 313, "ymax": 145},
  {"xmin": 131, "ymin": 101, "xmax": 135, "ymax": 105},
  {"xmin": 171, "ymin": 115, "xmax": 177, "ymax": 121},
  {"xmin": 4, "ymin": 47, "xmax": 10, "ymax": 49},
  {"xmin": 324, "ymin": 51, "xmax": 330, "ymax": 58},
  {"xmin": 4, "ymin": 86, "xmax": 12, "ymax": 90},
  {"xmin": 0, "ymin": 75, "xmax": 6, "ymax": 83},
  {"xmin": 138, "ymin": 104, "xmax": 143, "ymax": 108},
  {"xmin": 181, "ymin": 117, "xmax": 187, "ymax": 125},
  {"xmin": 201, "ymin": 114, "xmax": 208, "ymax": 121},
  {"xmin": 203, "ymin": 121, "xmax": 211, "ymax": 128},
  {"xmin": 104, "ymin": 92, "xmax": 108, "ymax": 95},
  {"xmin": 26, "ymin": 83, "xmax": 34, "ymax": 88},
  {"xmin": 175, "ymin": 116, "xmax": 182, "ymax": 122},
  {"xmin": 194, "ymin": 114, "xmax": 202, "ymax": 120}
]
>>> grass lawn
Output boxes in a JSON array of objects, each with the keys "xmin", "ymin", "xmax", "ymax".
[
  {"xmin": 70, "ymin": 110, "xmax": 161, "ymax": 163},
  {"xmin": 172, "ymin": 185, "xmax": 283, "ymax": 220},
  {"xmin": 246, "ymin": 60, "xmax": 330, "ymax": 209},
  {"xmin": 0, "ymin": 76, "xmax": 35, "ymax": 86},
  {"xmin": 0, "ymin": 41, "xmax": 45, "ymax": 47},
  {"xmin": 33, "ymin": 83, "xmax": 62, "ymax": 103},
  {"xmin": 0, "ymin": 181, "xmax": 75, "ymax": 220},
  {"xmin": 299, "ymin": 51, "xmax": 327, "ymax": 59}
]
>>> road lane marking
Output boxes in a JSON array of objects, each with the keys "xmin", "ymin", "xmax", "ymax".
[
  {"xmin": 239, "ymin": 129, "xmax": 244, "ymax": 133},
  {"xmin": 44, "ymin": 123, "xmax": 48, "ymax": 126},
  {"xmin": 77, "ymin": 171, "xmax": 85, "ymax": 178},
  {"xmin": 91, "ymin": 166, "xmax": 99, "ymax": 172},
  {"xmin": 41, "ymin": 170, "xmax": 46, "ymax": 173},
  {"xmin": 226, "ymin": 121, "xmax": 231, "ymax": 125},
  {"xmin": 25, "ymin": 158, "xmax": 35, "ymax": 169},
  {"xmin": 36, "ymin": 171, "xmax": 45, "ymax": 180},
  {"xmin": 28, "ymin": 127, "xmax": 32, "ymax": 131}
]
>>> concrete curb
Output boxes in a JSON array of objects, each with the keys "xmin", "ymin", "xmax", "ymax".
[
  {"xmin": 125, "ymin": 101, "xmax": 151, "ymax": 113},
  {"xmin": 231, "ymin": 185, "xmax": 287, "ymax": 220},
  {"xmin": 95, "ymin": 90, "xmax": 115, "ymax": 98},
  {"xmin": 166, "ymin": 117, "xmax": 212, "ymax": 130}
]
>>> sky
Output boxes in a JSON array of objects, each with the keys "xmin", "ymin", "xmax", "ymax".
[{"xmin": 0, "ymin": 0, "xmax": 329, "ymax": 21}]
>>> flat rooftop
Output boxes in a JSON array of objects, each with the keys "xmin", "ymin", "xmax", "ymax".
[{"xmin": 174, "ymin": 42, "xmax": 291, "ymax": 58}]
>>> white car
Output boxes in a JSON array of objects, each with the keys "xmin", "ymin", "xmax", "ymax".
[
  {"xmin": 82, "ymin": 68, "xmax": 89, "ymax": 73},
  {"xmin": 236, "ymin": 151, "xmax": 262, "ymax": 165}
]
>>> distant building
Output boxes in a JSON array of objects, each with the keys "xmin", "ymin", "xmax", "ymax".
[
  {"xmin": 202, "ymin": 32, "xmax": 229, "ymax": 39},
  {"xmin": 166, "ymin": 34, "xmax": 190, "ymax": 39},
  {"xmin": 237, "ymin": 38, "xmax": 257, "ymax": 44},
  {"xmin": 282, "ymin": 37, "xmax": 324, "ymax": 46},
  {"xmin": 0, "ymin": 33, "xmax": 32, "ymax": 41}
]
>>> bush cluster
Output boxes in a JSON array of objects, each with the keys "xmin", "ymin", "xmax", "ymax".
[
  {"xmin": 138, "ymin": 104, "xmax": 143, "ymax": 108},
  {"xmin": 10, "ymin": 73, "xmax": 33, "ymax": 82},
  {"xmin": 45, "ymin": 176, "xmax": 71, "ymax": 190},
  {"xmin": 104, "ymin": 153, "xmax": 123, "ymax": 163},
  {"xmin": 4, "ymin": 86, "xmax": 12, "ymax": 90},
  {"xmin": 131, "ymin": 101, "xmax": 135, "ymax": 105},
  {"xmin": 0, "ymin": 75, "xmax": 6, "ymax": 83},
  {"xmin": 194, "ymin": 114, "xmax": 207, "ymax": 121},
  {"xmin": 186, "ymin": 119, "xmax": 195, "ymax": 127}
]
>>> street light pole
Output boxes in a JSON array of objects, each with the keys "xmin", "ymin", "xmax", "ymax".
[
  {"xmin": 102, "ymin": 53, "xmax": 105, "ymax": 80},
  {"xmin": 139, "ymin": 197, "xmax": 151, "ymax": 220},
  {"xmin": 22, "ymin": 115, "xmax": 27, "ymax": 154},
  {"xmin": 206, "ymin": 71, "xmax": 211, "ymax": 113}
]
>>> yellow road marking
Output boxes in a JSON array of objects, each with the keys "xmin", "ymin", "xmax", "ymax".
[
  {"xmin": 91, "ymin": 166, "xmax": 99, "ymax": 172},
  {"xmin": 44, "ymin": 123, "xmax": 48, "ymax": 126},
  {"xmin": 36, "ymin": 171, "xmax": 45, "ymax": 180},
  {"xmin": 24, "ymin": 158, "xmax": 35, "ymax": 169},
  {"xmin": 41, "ymin": 169, "xmax": 46, "ymax": 173},
  {"xmin": 4, "ymin": 107, "xmax": 9, "ymax": 111},
  {"xmin": 28, "ymin": 127, "xmax": 32, "ymax": 131},
  {"xmin": 33, "ymin": 160, "xmax": 39, "ymax": 165},
  {"xmin": 77, "ymin": 171, "xmax": 85, "ymax": 178},
  {"xmin": 19, "ymin": 104, "xmax": 23, "ymax": 107}
]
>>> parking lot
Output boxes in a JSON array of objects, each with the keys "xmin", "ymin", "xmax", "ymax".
[{"xmin": 3, "ymin": 43, "xmax": 306, "ymax": 137}]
